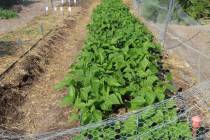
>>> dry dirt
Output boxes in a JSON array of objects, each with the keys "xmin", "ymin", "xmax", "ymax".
[
  {"xmin": 0, "ymin": 3, "xmax": 66, "ymax": 78},
  {"xmin": 0, "ymin": 0, "xmax": 49, "ymax": 35},
  {"xmin": 0, "ymin": 0, "xmax": 99, "ymax": 135}
]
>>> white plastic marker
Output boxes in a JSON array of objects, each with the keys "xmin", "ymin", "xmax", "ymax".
[
  {"xmin": 60, "ymin": 6, "xmax": 63, "ymax": 12},
  {"xmin": 60, "ymin": 6, "xmax": 64, "ymax": 16},
  {"xmin": 68, "ymin": 7, "xmax": 72, "ymax": 12},
  {"xmin": 45, "ymin": 6, "xmax": 49, "ymax": 15},
  {"xmin": 54, "ymin": 7, "xmax": 57, "ymax": 11}
]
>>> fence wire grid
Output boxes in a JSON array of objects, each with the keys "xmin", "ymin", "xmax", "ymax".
[
  {"xmin": 0, "ymin": 85, "xmax": 210, "ymax": 139},
  {"xmin": 132, "ymin": 0, "xmax": 210, "ymax": 86}
]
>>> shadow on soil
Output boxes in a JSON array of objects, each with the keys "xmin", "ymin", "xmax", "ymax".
[{"xmin": 0, "ymin": 41, "xmax": 17, "ymax": 57}]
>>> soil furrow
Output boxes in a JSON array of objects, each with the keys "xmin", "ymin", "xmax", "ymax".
[{"xmin": 0, "ymin": 0, "xmax": 99, "ymax": 134}]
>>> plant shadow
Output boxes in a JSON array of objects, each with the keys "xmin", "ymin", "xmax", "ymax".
[
  {"xmin": 20, "ymin": 0, "xmax": 40, "ymax": 7},
  {"xmin": 0, "ymin": 41, "xmax": 17, "ymax": 57}
]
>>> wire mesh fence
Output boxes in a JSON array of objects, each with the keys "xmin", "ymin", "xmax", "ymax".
[
  {"xmin": 132, "ymin": 0, "xmax": 210, "ymax": 87},
  {"xmin": 0, "ymin": 91, "xmax": 209, "ymax": 139}
]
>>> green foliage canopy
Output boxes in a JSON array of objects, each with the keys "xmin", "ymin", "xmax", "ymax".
[{"xmin": 178, "ymin": 0, "xmax": 210, "ymax": 19}]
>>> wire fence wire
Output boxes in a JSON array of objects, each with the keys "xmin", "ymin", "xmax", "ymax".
[
  {"xmin": 0, "ymin": 80, "xmax": 210, "ymax": 139},
  {"xmin": 132, "ymin": 0, "xmax": 210, "ymax": 85},
  {"xmin": 0, "ymin": 89, "xmax": 209, "ymax": 139}
]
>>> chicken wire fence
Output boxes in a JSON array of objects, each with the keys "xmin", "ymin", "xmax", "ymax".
[
  {"xmin": 0, "ymin": 80, "xmax": 210, "ymax": 139},
  {"xmin": 132, "ymin": 0, "xmax": 210, "ymax": 86},
  {"xmin": 0, "ymin": 81, "xmax": 210, "ymax": 140}
]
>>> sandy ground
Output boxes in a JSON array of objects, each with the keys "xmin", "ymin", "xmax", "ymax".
[
  {"xmin": 166, "ymin": 24, "xmax": 210, "ymax": 83},
  {"xmin": 0, "ymin": 0, "xmax": 99, "ymax": 135}
]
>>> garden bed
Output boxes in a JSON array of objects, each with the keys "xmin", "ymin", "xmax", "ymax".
[{"xmin": 57, "ymin": 0, "xmax": 193, "ymax": 139}]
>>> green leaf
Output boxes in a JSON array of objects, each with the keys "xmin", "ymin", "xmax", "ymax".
[
  {"xmin": 54, "ymin": 76, "xmax": 72, "ymax": 90},
  {"xmin": 105, "ymin": 77, "xmax": 121, "ymax": 87},
  {"xmin": 143, "ymin": 41, "xmax": 156, "ymax": 49},
  {"xmin": 80, "ymin": 86, "xmax": 91, "ymax": 101},
  {"xmin": 68, "ymin": 113, "xmax": 80, "ymax": 122},
  {"xmin": 124, "ymin": 115, "xmax": 137, "ymax": 132},
  {"xmin": 105, "ymin": 94, "xmax": 121, "ymax": 105},
  {"xmin": 176, "ymin": 122, "xmax": 192, "ymax": 138},
  {"xmin": 145, "ymin": 91, "xmax": 156, "ymax": 105},
  {"xmin": 115, "ymin": 92, "xmax": 123, "ymax": 104},
  {"xmin": 114, "ymin": 71, "xmax": 125, "ymax": 85},
  {"xmin": 126, "ymin": 82, "xmax": 139, "ymax": 92},
  {"xmin": 91, "ymin": 78, "xmax": 100, "ymax": 96},
  {"xmin": 130, "ymin": 96, "xmax": 146, "ymax": 109},
  {"xmin": 166, "ymin": 72, "xmax": 173, "ymax": 81},
  {"xmin": 141, "ymin": 57, "xmax": 150, "ymax": 71},
  {"xmin": 74, "ymin": 98, "xmax": 86, "ymax": 109},
  {"xmin": 155, "ymin": 86, "xmax": 166, "ymax": 101},
  {"xmin": 166, "ymin": 83, "xmax": 176, "ymax": 92},
  {"xmin": 61, "ymin": 85, "xmax": 76, "ymax": 107},
  {"xmin": 72, "ymin": 135, "xmax": 85, "ymax": 140},
  {"xmin": 152, "ymin": 130, "xmax": 164, "ymax": 139},
  {"xmin": 101, "ymin": 102, "xmax": 111, "ymax": 111},
  {"xmin": 81, "ymin": 110, "xmax": 92, "ymax": 125},
  {"xmin": 92, "ymin": 110, "xmax": 102, "ymax": 121},
  {"xmin": 98, "ymin": 48, "xmax": 105, "ymax": 64},
  {"xmin": 151, "ymin": 110, "xmax": 164, "ymax": 123},
  {"xmin": 124, "ymin": 72, "xmax": 132, "ymax": 81},
  {"xmin": 141, "ymin": 106, "xmax": 155, "ymax": 120},
  {"xmin": 165, "ymin": 99, "xmax": 176, "ymax": 109},
  {"xmin": 143, "ymin": 75, "xmax": 158, "ymax": 86}
]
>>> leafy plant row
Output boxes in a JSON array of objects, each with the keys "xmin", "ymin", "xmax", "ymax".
[
  {"xmin": 57, "ymin": 0, "xmax": 192, "ymax": 139},
  {"xmin": 0, "ymin": 8, "xmax": 17, "ymax": 19},
  {"xmin": 141, "ymin": 0, "xmax": 210, "ymax": 24},
  {"xmin": 178, "ymin": 0, "xmax": 210, "ymax": 20},
  {"xmin": 57, "ymin": 0, "xmax": 176, "ymax": 125},
  {"xmin": 73, "ymin": 99, "xmax": 192, "ymax": 140}
]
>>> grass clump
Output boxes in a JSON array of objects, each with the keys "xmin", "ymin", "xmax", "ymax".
[{"xmin": 0, "ymin": 8, "xmax": 17, "ymax": 19}]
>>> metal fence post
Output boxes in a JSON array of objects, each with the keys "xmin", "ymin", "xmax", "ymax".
[{"xmin": 160, "ymin": 0, "xmax": 175, "ymax": 47}]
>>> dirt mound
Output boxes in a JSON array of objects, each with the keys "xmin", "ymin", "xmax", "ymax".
[
  {"xmin": 0, "ymin": 25, "xmax": 70, "ymax": 127},
  {"xmin": 0, "ymin": 0, "xmax": 98, "ymax": 134}
]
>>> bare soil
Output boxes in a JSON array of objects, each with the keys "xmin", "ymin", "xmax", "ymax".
[
  {"xmin": 0, "ymin": 2, "xmax": 68, "ymax": 77},
  {"xmin": 166, "ymin": 24, "xmax": 210, "ymax": 82},
  {"xmin": 0, "ymin": 0, "xmax": 99, "ymax": 134},
  {"xmin": 0, "ymin": 0, "xmax": 48, "ymax": 35}
]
